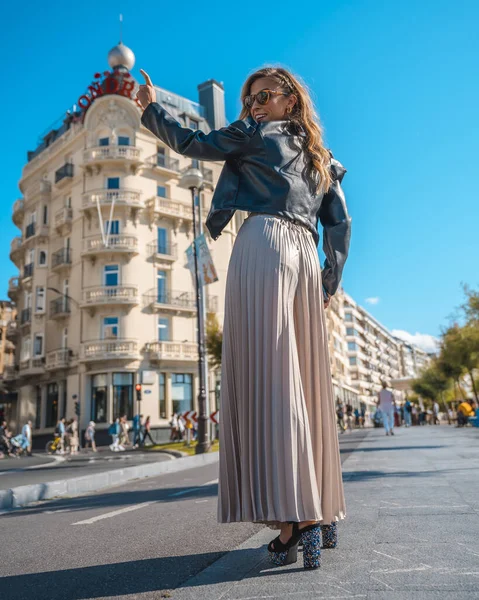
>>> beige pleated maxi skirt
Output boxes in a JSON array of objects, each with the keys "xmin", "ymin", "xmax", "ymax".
[{"xmin": 217, "ymin": 212, "xmax": 346, "ymax": 529}]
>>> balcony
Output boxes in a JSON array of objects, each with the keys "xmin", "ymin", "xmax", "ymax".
[
  {"xmin": 81, "ymin": 189, "xmax": 143, "ymax": 218},
  {"xmin": 3, "ymin": 365, "xmax": 17, "ymax": 381},
  {"xmin": 51, "ymin": 247, "xmax": 72, "ymax": 272},
  {"xmin": 19, "ymin": 357, "xmax": 45, "ymax": 376},
  {"xmin": 46, "ymin": 348, "xmax": 72, "ymax": 370},
  {"xmin": 23, "ymin": 222, "xmax": 49, "ymax": 243},
  {"xmin": 144, "ymin": 153, "xmax": 181, "ymax": 175},
  {"xmin": 20, "ymin": 308, "xmax": 32, "ymax": 327},
  {"xmin": 54, "ymin": 206, "xmax": 73, "ymax": 234},
  {"xmin": 144, "ymin": 289, "xmax": 218, "ymax": 315},
  {"xmin": 147, "ymin": 240, "xmax": 178, "ymax": 262},
  {"xmin": 80, "ymin": 339, "xmax": 140, "ymax": 362},
  {"xmin": 147, "ymin": 341, "xmax": 198, "ymax": 362},
  {"xmin": 10, "ymin": 237, "xmax": 23, "ymax": 265},
  {"xmin": 81, "ymin": 285, "xmax": 139, "ymax": 309},
  {"xmin": 6, "ymin": 321, "xmax": 18, "ymax": 340},
  {"xmin": 145, "ymin": 197, "xmax": 193, "ymax": 227},
  {"xmin": 83, "ymin": 145, "xmax": 142, "ymax": 172},
  {"xmin": 22, "ymin": 263, "xmax": 34, "ymax": 282},
  {"xmin": 12, "ymin": 199, "xmax": 24, "ymax": 227},
  {"xmin": 8, "ymin": 277, "xmax": 20, "ymax": 301},
  {"xmin": 82, "ymin": 234, "xmax": 139, "ymax": 258},
  {"xmin": 55, "ymin": 163, "xmax": 74, "ymax": 187},
  {"xmin": 50, "ymin": 297, "xmax": 71, "ymax": 320}
]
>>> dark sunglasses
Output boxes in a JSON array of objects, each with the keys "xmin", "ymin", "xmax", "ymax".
[{"xmin": 243, "ymin": 89, "xmax": 290, "ymax": 109}]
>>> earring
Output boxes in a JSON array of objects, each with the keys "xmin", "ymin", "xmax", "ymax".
[{"xmin": 286, "ymin": 107, "xmax": 292, "ymax": 114}]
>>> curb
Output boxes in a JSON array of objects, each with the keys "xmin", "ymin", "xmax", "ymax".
[{"xmin": 0, "ymin": 451, "xmax": 219, "ymax": 510}]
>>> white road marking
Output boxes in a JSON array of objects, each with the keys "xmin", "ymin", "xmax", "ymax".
[
  {"xmin": 72, "ymin": 501, "xmax": 152, "ymax": 525},
  {"xmin": 168, "ymin": 478, "xmax": 218, "ymax": 497}
]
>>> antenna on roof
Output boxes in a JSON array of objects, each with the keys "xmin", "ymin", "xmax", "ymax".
[{"xmin": 119, "ymin": 13, "xmax": 123, "ymax": 43}]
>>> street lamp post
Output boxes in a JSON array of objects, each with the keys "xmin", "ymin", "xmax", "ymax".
[{"xmin": 179, "ymin": 167, "xmax": 210, "ymax": 454}]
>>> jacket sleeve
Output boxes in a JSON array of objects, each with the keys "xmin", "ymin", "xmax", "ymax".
[
  {"xmin": 141, "ymin": 102, "xmax": 257, "ymax": 161},
  {"xmin": 318, "ymin": 153, "xmax": 352, "ymax": 297}
]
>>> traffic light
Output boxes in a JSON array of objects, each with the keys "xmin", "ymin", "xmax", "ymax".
[
  {"xmin": 74, "ymin": 401, "xmax": 80, "ymax": 416},
  {"xmin": 135, "ymin": 383, "xmax": 142, "ymax": 402}
]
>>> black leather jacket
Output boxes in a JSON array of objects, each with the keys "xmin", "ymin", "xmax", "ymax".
[{"xmin": 141, "ymin": 101, "xmax": 351, "ymax": 297}]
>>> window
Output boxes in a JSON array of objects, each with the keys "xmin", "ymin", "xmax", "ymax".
[
  {"xmin": 91, "ymin": 373, "xmax": 107, "ymax": 423},
  {"xmin": 158, "ymin": 317, "xmax": 169, "ymax": 341},
  {"xmin": 66, "ymin": 196, "xmax": 72, "ymax": 208},
  {"xmin": 345, "ymin": 313, "xmax": 353, "ymax": 322},
  {"xmin": 46, "ymin": 383, "xmax": 58, "ymax": 428},
  {"xmin": 102, "ymin": 316, "xmax": 119, "ymax": 339},
  {"xmin": 157, "ymin": 185, "xmax": 167, "ymax": 198},
  {"xmin": 113, "ymin": 372, "xmax": 133, "ymax": 419},
  {"xmin": 157, "ymin": 147, "xmax": 166, "ymax": 166},
  {"xmin": 35, "ymin": 287, "xmax": 45, "ymax": 312},
  {"xmin": 107, "ymin": 177, "xmax": 120, "ymax": 190},
  {"xmin": 118, "ymin": 136, "xmax": 130, "ymax": 146},
  {"xmin": 35, "ymin": 385, "xmax": 42, "ymax": 429},
  {"xmin": 348, "ymin": 342, "xmax": 358, "ymax": 352},
  {"xmin": 43, "ymin": 205, "xmax": 48, "ymax": 225},
  {"xmin": 34, "ymin": 334, "xmax": 44, "ymax": 356},
  {"xmin": 189, "ymin": 118, "xmax": 199, "ymax": 130},
  {"xmin": 346, "ymin": 328, "xmax": 356, "ymax": 337},
  {"xmin": 21, "ymin": 337, "xmax": 31, "ymax": 362},
  {"xmin": 104, "ymin": 220, "xmax": 120, "ymax": 236},
  {"xmin": 62, "ymin": 328, "xmax": 68, "ymax": 349},
  {"xmin": 99, "ymin": 137, "xmax": 109, "ymax": 146},
  {"xmin": 172, "ymin": 373, "xmax": 193, "ymax": 414},
  {"xmin": 157, "ymin": 270, "xmax": 167, "ymax": 302},
  {"xmin": 157, "ymin": 227, "xmax": 168, "ymax": 254},
  {"xmin": 349, "ymin": 357, "xmax": 357, "ymax": 366},
  {"xmin": 104, "ymin": 264, "xmax": 119, "ymax": 286},
  {"xmin": 38, "ymin": 250, "xmax": 47, "ymax": 266},
  {"xmin": 159, "ymin": 373, "xmax": 166, "ymax": 418}
]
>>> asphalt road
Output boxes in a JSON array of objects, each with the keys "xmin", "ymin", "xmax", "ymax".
[
  {"xmin": 0, "ymin": 449, "xmax": 174, "ymax": 490},
  {"xmin": 0, "ymin": 429, "xmax": 369, "ymax": 600}
]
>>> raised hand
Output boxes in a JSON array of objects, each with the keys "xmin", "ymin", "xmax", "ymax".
[{"xmin": 136, "ymin": 69, "xmax": 157, "ymax": 110}]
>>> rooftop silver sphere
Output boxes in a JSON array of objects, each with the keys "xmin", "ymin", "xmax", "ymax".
[{"xmin": 108, "ymin": 43, "xmax": 135, "ymax": 70}]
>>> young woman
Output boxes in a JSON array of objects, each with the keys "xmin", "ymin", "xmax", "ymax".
[
  {"xmin": 142, "ymin": 416, "xmax": 155, "ymax": 446},
  {"xmin": 137, "ymin": 65, "xmax": 351, "ymax": 570}
]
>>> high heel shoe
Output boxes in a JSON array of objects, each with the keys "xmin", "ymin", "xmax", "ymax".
[
  {"xmin": 321, "ymin": 521, "xmax": 338, "ymax": 549},
  {"xmin": 299, "ymin": 523, "xmax": 322, "ymax": 569},
  {"xmin": 267, "ymin": 522, "xmax": 300, "ymax": 566}
]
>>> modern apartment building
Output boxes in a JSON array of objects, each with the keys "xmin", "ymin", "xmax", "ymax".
[{"xmin": 5, "ymin": 43, "xmax": 248, "ymax": 437}]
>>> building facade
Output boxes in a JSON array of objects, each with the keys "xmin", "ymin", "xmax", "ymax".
[{"xmin": 5, "ymin": 44, "xmax": 249, "ymax": 438}]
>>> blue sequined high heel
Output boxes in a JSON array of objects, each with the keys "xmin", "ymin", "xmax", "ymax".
[
  {"xmin": 300, "ymin": 523, "xmax": 322, "ymax": 569},
  {"xmin": 321, "ymin": 521, "xmax": 338, "ymax": 549}
]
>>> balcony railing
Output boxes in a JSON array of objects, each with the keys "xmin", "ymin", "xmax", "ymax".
[
  {"xmin": 6, "ymin": 321, "xmax": 18, "ymax": 339},
  {"xmin": 82, "ymin": 285, "xmax": 139, "ymax": 307},
  {"xmin": 52, "ymin": 247, "xmax": 72, "ymax": 270},
  {"xmin": 83, "ymin": 145, "xmax": 142, "ymax": 164},
  {"xmin": 19, "ymin": 357, "xmax": 45, "ymax": 374},
  {"xmin": 3, "ymin": 365, "xmax": 17, "ymax": 381},
  {"xmin": 10, "ymin": 237, "xmax": 23, "ymax": 257},
  {"xmin": 23, "ymin": 263, "xmax": 34, "ymax": 280},
  {"xmin": 50, "ymin": 297, "xmax": 71, "ymax": 318},
  {"xmin": 147, "ymin": 341, "xmax": 198, "ymax": 361},
  {"xmin": 145, "ymin": 153, "xmax": 181, "ymax": 172},
  {"xmin": 82, "ymin": 189, "xmax": 143, "ymax": 210},
  {"xmin": 81, "ymin": 339, "xmax": 139, "ymax": 362},
  {"xmin": 147, "ymin": 240, "xmax": 178, "ymax": 260},
  {"xmin": 12, "ymin": 199, "xmax": 24, "ymax": 225},
  {"xmin": 145, "ymin": 289, "xmax": 218, "ymax": 312},
  {"xmin": 82, "ymin": 235, "xmax": 139, "ymax": 255},
  {"xmin": 20, "ymin": 308, "xmax": 32, "ymax": 326},
  {"xmin": 8, "ymin": 277, "xmax": 19, "ymax": 298},
  {"xmin": 25, "ymin": 222, "xmax": 35, "ymax": 239},
  {"xmin": 46, "ymin": 348, "xmax": 72, "ymax": 370},
  {"xmin": 146, "ymin": 197, "xmax": 193, "ymax": 221},
  {"xmin": 55, "ymin": 163, "xmax": 74, "ymax": 185},
  {"xmin": 54, "ymin": 207, "xmax": 73, "ymax": 231}
]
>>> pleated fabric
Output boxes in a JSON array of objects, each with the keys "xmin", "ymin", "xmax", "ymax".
[{"xmin": 217, "ymin": 213, "xmax": 346, "ymax": 529}]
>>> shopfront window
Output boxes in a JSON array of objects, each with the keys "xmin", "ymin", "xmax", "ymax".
[
  {"xmin": 91, "ymin": 373, "xmax": 107, "ymax": 423},
  {"xmin": 172, "ymin": 373, "xmax": 192, "ymax": 414},
  {"xmin": 35, "ymin": 385, "xmax": 42, "ymax": 429},
  {"xmin": 46, "ymin": 382, "xmax": 58, "ymax": 428},
  {"xmin": 159, "ymin": 373, "xmax": 166, "ymax": 419},
  {"xmin": 113, "ymin": 372, "xmax": 133, "ymax": 419}
]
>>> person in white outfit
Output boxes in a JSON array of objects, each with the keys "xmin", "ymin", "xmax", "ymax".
[{"xmin": 377, "ymin": 382, "xmax": 396, "ymax": 436}]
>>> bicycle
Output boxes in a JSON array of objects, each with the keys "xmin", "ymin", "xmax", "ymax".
[{"xmin": 46, "ymin": 433, "xmax": 62, "ymax": 455}]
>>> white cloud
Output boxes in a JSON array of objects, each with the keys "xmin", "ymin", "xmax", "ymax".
[
  {"xmin": 365, "ymin": 297, "xmax": 380, "ymax": 305},
  {"xmin": 391, "ymin": 329, "xmax": 440, "ymax": 354}
]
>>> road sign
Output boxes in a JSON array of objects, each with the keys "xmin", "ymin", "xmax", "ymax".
[
  {"xmin": 144, "ymin": 389, "xmax": 152, "ymax": 394},
  {"xmin": 180, "ymin": 410, "xmax": 197, "ymax": 426},
  {"xmin": 210, "ymin": 410, "xmax": 220, "ymax": 424}
]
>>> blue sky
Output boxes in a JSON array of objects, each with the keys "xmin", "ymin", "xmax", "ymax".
[{"xmin": 1, "ymin": 0, "xmax": 477, "ymax": 350}]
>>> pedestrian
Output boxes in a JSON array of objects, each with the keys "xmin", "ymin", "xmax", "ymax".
[
  {"xmin": 69, "ymin": 417, "xmax": 79, "ymax": 455},
  {"xmin": 85, "ymin": 421, "xmax": 97, "ymax": 452},
  {"xmin": 354, "ymin": 407, "xmax": 360, "ymax": 428},
  {"xmin": 137, "ymin": 64, "xmax": 350, "ymax": 568},
  {"xmin": 457, "ymin": 399, "xmax": 474, "ymax": 427},
  {"xmin": 142, "ymin": 416, "xmax": 155, "ymax": 446},
  {"xmin": 359, "ymin": 402, "xmax": 366, "ymax": 428},
  {"xmin": 377, "ymin": 382, "xmax": 396, "ymax": 436},
  {"xmin": 132, "ymin": 412, "xmax": 143, "ymax": 448},
  {"xmin": 119, "ymin": 415, "xmax": 130, "ymax": 448},
  {"xmin": 336, "ymin": 401, "xmax": 346, "ymax": 434},
  {"xmin": 56, "ymin": 417, "xmax": 66, "ymax": 454},
  {"xmin": 108, "ymin": 417, "xmax": 122, "ymax": 451},
  {"xmin": 345, "ymin": 403, "xmax": 353, "ymax": 432},
  {"xmin": 411, "ymin": 404, "xmax": 418, "ymax": 426},
  {"xmin": 433, "ymin": 401, "xmax": 440, "ymax": 425},
  {"xmin": 21, "ymin": 420, "xmax": 33, "ymax": 455},
  {"xmin": 177, "ymin": 415, "xmax": 185, "ymax": 441},
  {"xmin": 404, "ymin": 399, "xmax": 412, "ymax": 428},
  {"xmin": 0, "ymin": 420, "xmax": 13, "ymax": 458},
  {"xmin": 169, "ymin": 413, "xmax": 179, "ymax": 441}
]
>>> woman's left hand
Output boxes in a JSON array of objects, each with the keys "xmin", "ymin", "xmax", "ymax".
[
  {"xmin": 324, "ymin": 295, "xmax": 331, "ymax": 309},
  {"xmin": 136, "ymin": 69, "xmax": 157, "ymax": 110}
]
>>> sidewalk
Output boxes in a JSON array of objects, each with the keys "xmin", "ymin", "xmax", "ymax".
[{"xmin": 174, "ymin": 425, "xmax": 479, "ymax": 600}]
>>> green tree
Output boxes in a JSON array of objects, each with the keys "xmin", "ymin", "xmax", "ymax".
[
  {"xmin": 412, "ymin": 360, "xmax": 450, "ymax": 410},
  {"xmin": 205, "ymin": 312, "xmax": 223, "ymax": 370}
]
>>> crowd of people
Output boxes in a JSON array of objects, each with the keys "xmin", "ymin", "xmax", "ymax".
[
  {"xmin": 107, "ymin": 413, "xmax": 155, "ymax": 452},
  {"xmin": 0, "ymin": 419, "xmax": 32, "ymax": 458}
]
